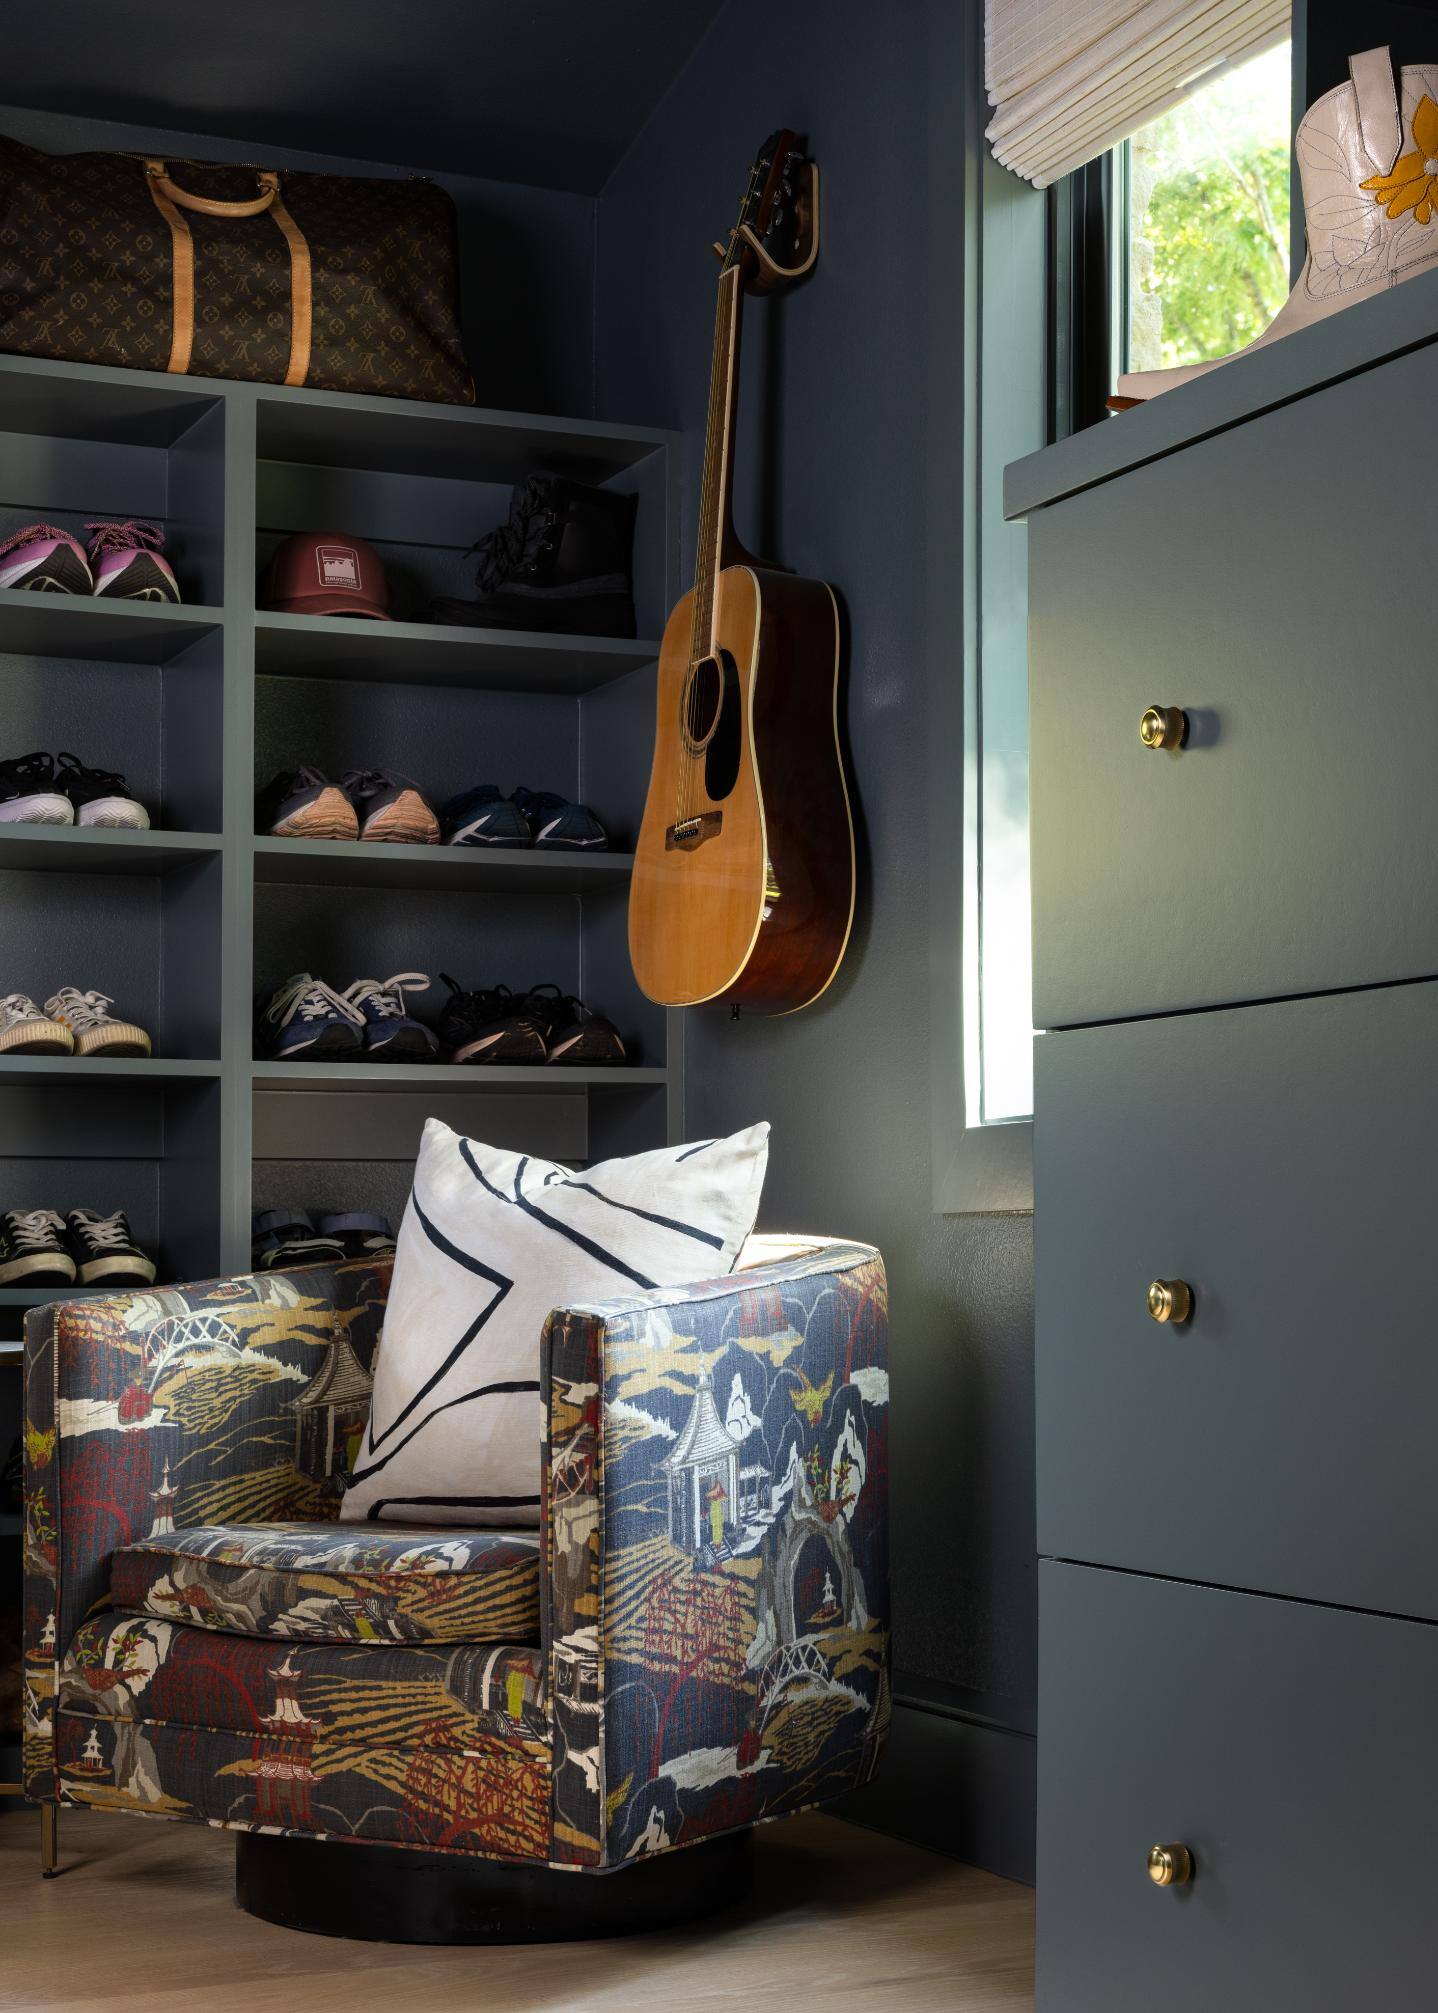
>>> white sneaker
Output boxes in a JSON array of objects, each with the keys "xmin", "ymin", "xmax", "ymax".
[
  {"xmin": 1117, "ymin": 47, "xmax": 1438, "ymax": 404},
  {"xmin": 0, "ymin": 994, "xmax": 74, "ymax": 1055},
  {"xmin": 44, "ymin": 988, "xmax": 152, "ymax": 1058}
]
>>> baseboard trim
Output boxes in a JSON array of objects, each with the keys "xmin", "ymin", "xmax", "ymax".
[{"xmin": 840, "ymin": 1698, "xmax": 1036, "ymax": 1885}]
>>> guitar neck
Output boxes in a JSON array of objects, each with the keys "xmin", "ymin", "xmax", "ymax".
[{"xmin": 692, "ymin": 261, "xmax": 745, "ymax": 652}]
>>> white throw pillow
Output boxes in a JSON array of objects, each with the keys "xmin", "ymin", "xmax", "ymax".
[{"xmin": 340, "ymin": 1117, "xmax": 770, "ymax": 1528}]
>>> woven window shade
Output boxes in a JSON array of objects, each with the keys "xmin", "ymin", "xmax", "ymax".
[{"xmin": 985, "ymin": 0, "xmax": 1291, "ymax": 187}]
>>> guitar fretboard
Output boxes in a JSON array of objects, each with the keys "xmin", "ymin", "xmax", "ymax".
[{"xmin": 690, "ymin": 261, "xmax": 743, "ymax": 659}]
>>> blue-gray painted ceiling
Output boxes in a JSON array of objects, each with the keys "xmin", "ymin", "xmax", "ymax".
[{"xmin": 2, "ymin": 0, "xmax": 727, "ymax": 194}]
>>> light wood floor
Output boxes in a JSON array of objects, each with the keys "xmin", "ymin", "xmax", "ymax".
[{"xmin": 0, "ymin": 1806, "xmax": 1034, "ymax": 2011}]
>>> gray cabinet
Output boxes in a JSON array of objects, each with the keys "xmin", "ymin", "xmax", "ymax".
[
  {"xmin": 1029, "ymin": 348, "xmax": 1438, "ymax": 1030},
  {"xmin": 1039, "ymin": 1561, "xmax": 1438, "ymax": 2013},
  {"xmin": 1036, "ymin": 982, "xmax": 1438, "ymax": 1622},
  {"xmin": 1015, "ymin": 282, "xmax": 1438, "ymax": 2006}
]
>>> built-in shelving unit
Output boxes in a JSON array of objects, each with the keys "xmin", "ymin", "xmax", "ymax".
[{"xmin": 0, "ymin": 348, "xmax": 681, "ymax": 1345}]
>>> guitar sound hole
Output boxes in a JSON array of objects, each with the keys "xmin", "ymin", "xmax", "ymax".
[{"xmin": 683, "ymin": 656, "xmax": 723, "ymax": 747}]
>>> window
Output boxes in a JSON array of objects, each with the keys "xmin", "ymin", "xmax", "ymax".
[{"xmin": 1120, "ymin": 42, "xmax": 1292, "ymax": 378}]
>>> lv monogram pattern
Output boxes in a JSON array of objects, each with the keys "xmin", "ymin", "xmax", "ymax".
[{"xmin": 0, "ymin": 141, "xmax": 474, "ymax": 403}]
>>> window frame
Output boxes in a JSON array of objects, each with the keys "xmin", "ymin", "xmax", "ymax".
[{"xmin": 930, "ymin": 21, "xmax": 1043, "ymax": 1216}]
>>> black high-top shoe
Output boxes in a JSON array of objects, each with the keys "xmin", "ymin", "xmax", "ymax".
[{"xmin": 429, "ymin": 475, "xmax": 637, "ymax": 637}]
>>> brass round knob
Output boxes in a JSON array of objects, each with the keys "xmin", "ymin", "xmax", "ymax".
[
  {"xmin": 1139, "ymin": 705, "xmax": 1187, "ymax": 751},
  {"xmin": 1148, "ymin": 1842, "xmax": 1194, "ymax": 1887},
  {"xmin": 1147, "ymin": 1279, "xmax": 1193, "ymax": 1325}
]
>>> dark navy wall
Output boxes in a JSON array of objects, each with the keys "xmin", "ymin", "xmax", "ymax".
[{"xmin": 592, "ymin": 0, "xmax": 1037, "ymax": 1877}]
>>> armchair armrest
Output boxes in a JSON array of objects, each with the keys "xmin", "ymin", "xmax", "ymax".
[
  {"xmin": 542, "ymin": 1238, "xmax": 889, "ymax": 1867},
  {"xmin": 22, "ymin": 1255, "xmax": 390, "ymax": 1799}
]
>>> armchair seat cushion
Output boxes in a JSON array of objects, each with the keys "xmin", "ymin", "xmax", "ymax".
[
  {"xmin": 110, "ymin": 1520, "xmax": 541, "ymax": 1646},
  {"xmin": 56, "ymin": 1612, "xmax": 551, "ymax": 1856}
]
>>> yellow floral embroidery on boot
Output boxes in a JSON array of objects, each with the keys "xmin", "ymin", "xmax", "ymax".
[{"xmin": 1362, "ymin": 94, "xmax": 1438, "ymax": 221}]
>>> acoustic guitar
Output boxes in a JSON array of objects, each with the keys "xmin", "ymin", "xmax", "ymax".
[{"xmin": 627, "ymin": 132, "xmax": 854, "ymax": 1015}]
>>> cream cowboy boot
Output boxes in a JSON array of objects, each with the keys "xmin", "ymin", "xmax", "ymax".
[{"xmin": 1114, "ymin": 47, "xmax": 1438, "ymax": 405}]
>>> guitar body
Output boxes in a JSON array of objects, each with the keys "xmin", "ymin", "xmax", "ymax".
[{"xmin": 628, "ymin": 564, "xmax": 854, "ymax": 1012}]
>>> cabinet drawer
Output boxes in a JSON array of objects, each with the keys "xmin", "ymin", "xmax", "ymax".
[
  {"xmin": 1038, "ymin": 1562, "xmax": 1438, "ymax": 2011},
  {"xmin": 1030, "ymin": 350, "xmax": 1438, "ymax": 1028},
  {"xmin": 1037, "ymin": 981, "xmax": 1438, "ymax": 1620}
]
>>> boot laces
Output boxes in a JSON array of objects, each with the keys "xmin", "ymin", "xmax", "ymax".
[
  {"xmin": 86, "ymin": 520, "xmax": 165, "ymax": 558},
  {"xmin": 0, "ymin": 993, "xmax": 43, "ymax": 1026},
  {"xmin": 0, "ymin": 524, "xmax": 74, "ymax": 559},
  {"xmin": 6, "ymin": 1209, "xmax": 65, "ymax": 1252},
  {"xmin": 469, "ymin": 476, "xmax": 558, "ymax": 592},
  {"xmin": 72, "ymin": 1211, "xmax": 131, "ymax": 1250},
  {"xmin": 343, "ymin": 973, "xmax": 428, "ymax": 1020},
  {"xmin": 0, "ymin": 753, "xmax": 52, "ymax": 785},
  {"xmin": 265, "ymin": 976, "xmax": 362, "ymax": 1028},
  {"xmin": 47, "ymin": 988, "xmax": 121, "ymax": 1033}
]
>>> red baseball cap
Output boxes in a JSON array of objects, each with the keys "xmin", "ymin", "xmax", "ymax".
[{"xmin": 262, "ymin": 532, "xmax": 391, "ymax": 620}]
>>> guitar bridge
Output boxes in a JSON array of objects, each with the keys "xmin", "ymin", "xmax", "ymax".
[{"xmin": 665, "ymin": 811, "xmax": 723, "ymax": 851}]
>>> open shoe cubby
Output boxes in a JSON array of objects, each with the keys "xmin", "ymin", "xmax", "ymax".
[{"xmin": 0, "ymin": 352, "xmax": 681, "ymax": 1291}]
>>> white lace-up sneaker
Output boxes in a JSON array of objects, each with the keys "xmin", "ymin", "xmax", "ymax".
[
  {"xmin": 66, "ymin": 1208, "xmax": 156, "ymax": 1285},
  {"xmin": 44, "ymin": 987, "xmax": 152, "ymax": 1058},
  {"xmin": 1116, "ymin": 46, "xmax": 1438, "ymax": 405},
  {"xmin": 0, "ymin": 993, "xmax": 74, "ymax": 1055},
  {"xmin": 0, "ymin": 1208, "xmax": 76, "ymax": 1285}
]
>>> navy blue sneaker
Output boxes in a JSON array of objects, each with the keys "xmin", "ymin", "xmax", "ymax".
[
  {"xmin": 511, "ymin": 787, "xmax": 608, "ymax": 851},
  {"xmin": 340, "ymin": 972, "xmax": 438, "ymax": 1061},
  {"xmin": 440, "ymin": 783, "xmax": 533, "ymax": 849},
  {"xmin": 251, "ymin": 1209, "xmax": 345, "ymax": 1270},
  {"xmin": 255, "ymin": 975, "xmax": 364, "ymax": 1061}
]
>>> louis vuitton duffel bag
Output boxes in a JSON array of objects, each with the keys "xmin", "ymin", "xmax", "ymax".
[{"xmin": 0, "ymin": 137, "xmax": 475, "ymax": 404}]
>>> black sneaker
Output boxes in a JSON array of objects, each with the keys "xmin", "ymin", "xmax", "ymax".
[
  {"xmin": 520, "ymin": 984, "xmax": 627, "ymax": 1065},
  {"xmin": 55, "ymin": 752, "xmax": 149, "ymax": 830},
  {"xmin": 340, "ymin": 973, "xmax": 439, "ymax": 1062},
  {"xmin": 251, "ymin": 1209, "xmax": 345, "ymax": 1270},
  {"xmin": 66, "ymin": 1209, "xmax": 156, "ymax": 1286},
  {"xmin": 315, "ymin": 1212, "xmax": 397, "ymax": 1260},
  {"xmin": 437, "ymin": 975, "xmax": 547, "ymax": 1064},
  {"xmin": 427, "ymin": 475, "xmax": 637, "ymax": 637},
  {"xmin": 0, "ymin": 1209, "xmax": 76, "ymax": 1286},
  {"xmin": 256, "ymin": 767, "xmax": 359, "ymax": 841},
  {"xmin": 0, "ymin": 751, "xmax": 71, "ymax": 827},
  {"xmin": 511, "ymin": 787, "xmax": 608, "ymax": 851}
]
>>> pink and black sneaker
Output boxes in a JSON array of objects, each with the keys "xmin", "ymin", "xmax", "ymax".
[
  {"xmin": 0, "ymin": 523, "xmax": 93, "ymax": 594},
  {"xmin": 86, "ymin": 521, "xmax": 181, "ymax": 603}
]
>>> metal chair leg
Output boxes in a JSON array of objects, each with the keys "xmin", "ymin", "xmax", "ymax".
[{"xmin": 40, "ymin": 1803, "xmax": 58, "ymax": 1878}]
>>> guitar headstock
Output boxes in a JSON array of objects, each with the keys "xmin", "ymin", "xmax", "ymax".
[{"xmin": 719, "ymin": 130, "xmax": 808, "ymax": 275}]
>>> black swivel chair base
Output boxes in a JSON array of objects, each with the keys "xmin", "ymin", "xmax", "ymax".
[{"xmin": 235, "ymin": 1828, "xmax": 755, "ymax": 1943}]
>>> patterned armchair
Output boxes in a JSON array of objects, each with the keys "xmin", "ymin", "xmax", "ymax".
[{"xmin": 22, "ymin": 1238, "xmax": 889, "ymax": 1934}]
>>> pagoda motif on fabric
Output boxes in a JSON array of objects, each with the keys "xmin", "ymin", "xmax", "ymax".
[
  {"xmin": 148, "ymin": 1461, "xmax": 177, "ymax": 1537},
  {"xmin": 253, "ymin": 1651, "xmax": 321, "ymax": 1825},
  {"xmin": 291, "ymin": 1325, "xmax": 374, "ymax": 1486},
  {"xmin": 661, "ymin": 1370, "xmax": 743, "ymax": 1553},
  {"xmin": 68, "ymin": 1724, "xmax": 109, "ymax": 1782}
]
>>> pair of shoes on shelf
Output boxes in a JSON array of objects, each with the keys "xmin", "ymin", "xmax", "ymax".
[
  {"xmin": 439, "ymin": 976, "xmax": 626, "ymax": 1065},
  {"xmin": 0, "ymin": 751, "xmax": 149, "ymax": 830},
  {"xmin": 256, "ymin": 767, "xmax": 440, "ymax": 845},
  {"xmin": 251, "ymin": 1209, "xmax": 396, "ymax": 1270},
  {"xmin": 441, "ymin": 785, "xmax": 607, "ymax": 852},
  {"xmin": 427, "ymin": 474, "xmax": 638, "ymax": 638},
  {"xmin": 0, "ymin": 520, "xmax": 181, "ymax": 602},
  {"xmin": 255, "ymin": 973, "xmax": 438, "ymax": 1063},
  {"xmin": 0, "ymin": 1207, "xmax": 155, "ymax": 1287},
  {"xmin": 0, "ymin": 989, "xmax": 151, "ymax": 1058}
]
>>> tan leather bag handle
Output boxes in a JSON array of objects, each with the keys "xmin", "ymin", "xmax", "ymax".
[
  {"xmin": 142, "ymin": 160, "xmax": 312, "ymax": 388},
  {"xmin": 143, "ymin": 159, "xmax": 280, "ymax": 217}
]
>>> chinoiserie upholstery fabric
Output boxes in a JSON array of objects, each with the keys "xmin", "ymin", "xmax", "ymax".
[{"xmin": 24, "ymin": 1243, "xmax": 889, "ymax": 1866}]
